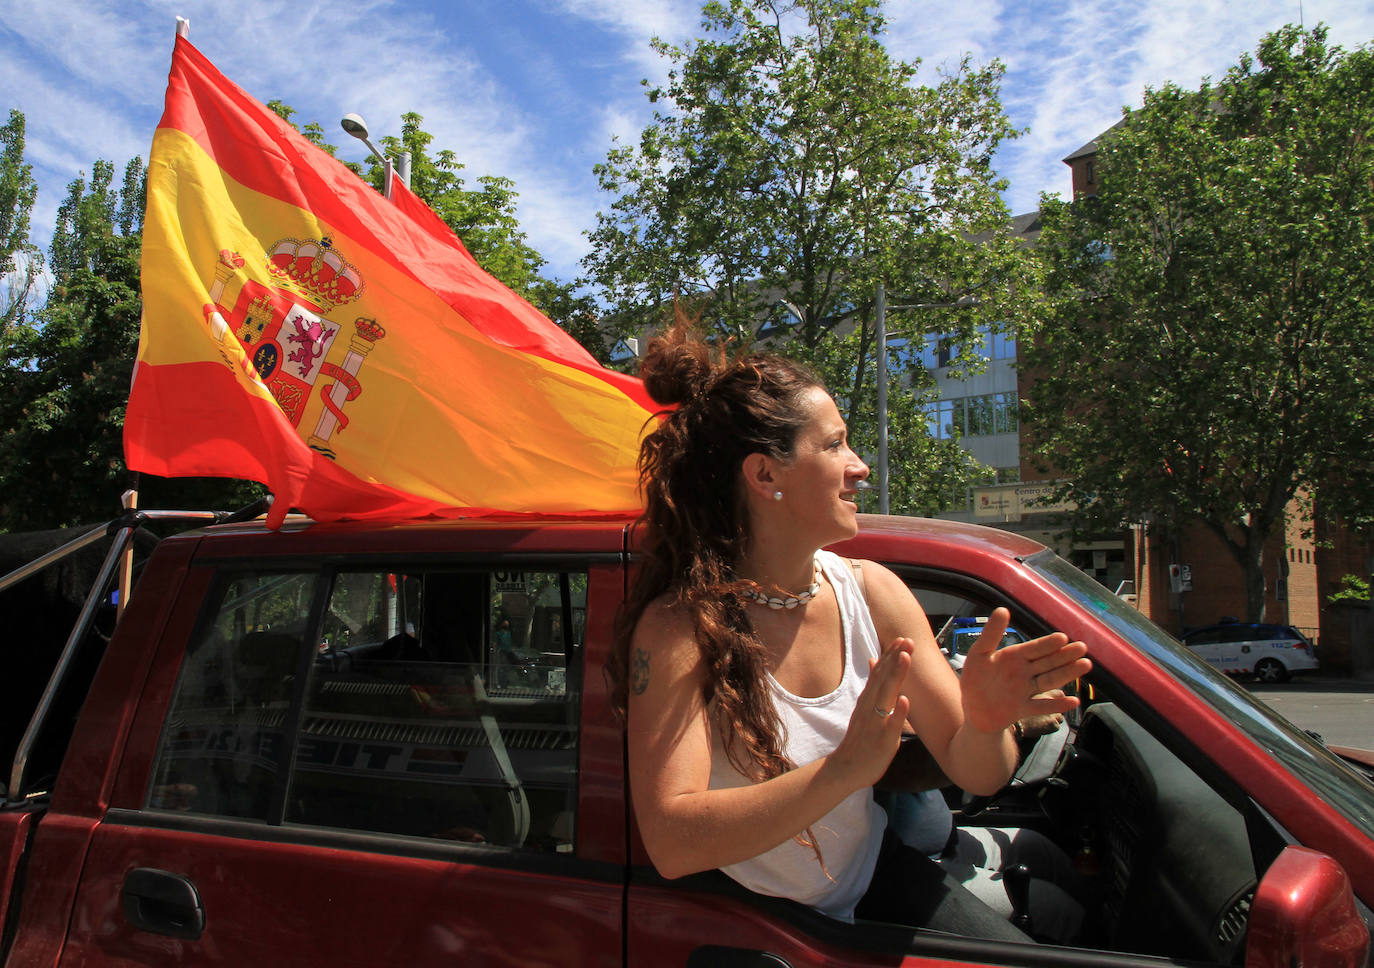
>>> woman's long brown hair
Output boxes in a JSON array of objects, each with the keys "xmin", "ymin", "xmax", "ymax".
[{"xmin": 608, "ymin": 311, "xmax": 824, "ymax": 787}]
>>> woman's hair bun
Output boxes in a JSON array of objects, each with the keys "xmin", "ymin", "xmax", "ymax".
[{"xmin": 639, "ymin": 313, "xmax": 718, "ymax": 407}]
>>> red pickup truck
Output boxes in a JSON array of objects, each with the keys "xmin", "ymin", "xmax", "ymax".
[{"xmin": 2, "ymin": 511, "xmax": 1370, "ymax": 966}]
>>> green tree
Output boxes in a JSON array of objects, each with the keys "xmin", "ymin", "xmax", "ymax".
[
  {"xmin": 1022, "ymin": 24, "xmax": 1374, "ymax": 621},
  {"xmin": 0, "ymin": 109, "xmax": 41, "ymax": 328},
  {"xmin": 0, "ymin": 159, "xmax": 145, "ymax": 528},
  {"xmin": 0, "ymin": 153, "xmax": 263, "ymax": 529},
  {"xmin": 584, "ymin": 0, "xmax": 1029, "ymax": 513}
]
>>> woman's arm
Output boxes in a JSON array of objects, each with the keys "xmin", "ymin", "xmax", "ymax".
[
  {"xmin": 860, "ymin": 562, "xmax": 1091, "ymax": 796},
  {"xmin": 625, "ymin": 598, "xmax": 910, "ymax": 879}
]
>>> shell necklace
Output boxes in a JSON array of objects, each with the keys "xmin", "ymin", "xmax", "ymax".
[{"xmin": 744, "ymin": 561, "xmax": 821, "ymax": 610}]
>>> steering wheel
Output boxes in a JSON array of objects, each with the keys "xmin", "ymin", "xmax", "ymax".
[{"xmin": 960, "ymin": 709, "xmax": 1077, "ymax": 818}]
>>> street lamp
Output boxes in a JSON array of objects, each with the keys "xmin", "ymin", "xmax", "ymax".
[
  {"xmin": 340, "ymin": 112, "xmax": 412, "ymax": 200},
  {"xmin": 874, "ymin": 280, "xmax": 979, "ymax": 514}
]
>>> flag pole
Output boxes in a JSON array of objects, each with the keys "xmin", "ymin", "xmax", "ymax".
[{"xmin": 116, "ymin": 480, "xmax": 138, "ymax": 620}]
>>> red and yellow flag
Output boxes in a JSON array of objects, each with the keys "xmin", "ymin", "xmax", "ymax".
[{"xmin": 125, "ymin": 36, "xmax": 656, "ymax": 527}]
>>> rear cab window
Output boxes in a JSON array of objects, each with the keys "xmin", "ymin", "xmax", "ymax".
[{"xmin": 148, "ymin": 564, "xmax": 586, "ymax": 850}]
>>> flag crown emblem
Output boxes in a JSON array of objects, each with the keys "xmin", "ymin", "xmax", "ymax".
[{"xmin": 266, "ymin": 237, "xmax": 364, "ymax": 313}]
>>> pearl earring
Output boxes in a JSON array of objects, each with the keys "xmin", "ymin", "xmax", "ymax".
[{"xmin": 773, "ymin": 490, "xmax": 783, "ymax": 501}]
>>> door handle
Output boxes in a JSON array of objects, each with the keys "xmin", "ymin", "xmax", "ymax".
[{"xmin": 122, "ymin": 867, "xmax": 205, "ymax": 940}]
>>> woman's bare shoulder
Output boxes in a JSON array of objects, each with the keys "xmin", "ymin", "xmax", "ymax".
[
  {"xmin": 844, "ymin": 557, "xmax": 908, "ymax": 600},
  {"xmin": 848, "ymin": 558, "xmax": 933, "ymax": 633},
  {"xmin": 631, "ymin": 594, "xmax": 701, "ymax": 661},
  {"xmin": 628, "ymin": 595, "xmax": 705, "ymax": 702}
]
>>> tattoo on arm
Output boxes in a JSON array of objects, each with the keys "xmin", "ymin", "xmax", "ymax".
[{"xmin": 631, "ymin": 647, "xmax": 650, "ymax": 695}]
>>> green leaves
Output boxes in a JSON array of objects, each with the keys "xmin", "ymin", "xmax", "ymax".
[
  {"xmin": 1023, "ymin": 24, "xmax": 1374, "ymax": 618},
  {"xmin": 585, "ymin": 0, "xmax": 1031, "ymax": 511},
  {"xmin": 0, "ymin": 151, "xmax": 147, "ymax": 528},
  {"xmin": 0, "ymin": 109, "xmax": 40, "ymax": 328}
]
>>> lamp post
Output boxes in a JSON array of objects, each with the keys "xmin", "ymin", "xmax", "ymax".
[
  {"xmin": 340, "ymin": 113, "xmax": 412, "ymax": 200},
  {"xmin": 874, "ymin": 280, "xmax": 979, "ymax": 514}
]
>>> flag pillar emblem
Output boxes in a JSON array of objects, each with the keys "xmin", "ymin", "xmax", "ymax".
[{"xmin": 309, "ymin": 318, "xmax": 386, "ymax": 457}]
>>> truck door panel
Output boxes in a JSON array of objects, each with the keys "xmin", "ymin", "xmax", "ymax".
[{"xmin": 56, "ymin": 556, "xmax": 625, "ymax": 967}]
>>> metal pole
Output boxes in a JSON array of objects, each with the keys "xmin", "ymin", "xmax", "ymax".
[
  {"xmin": 875, "ymin": 280, "xmax": 889, "ymax": 515},
  {"xmin": 396, "ymin": 150, "xmax": 412, "ymax": 191},
  {"xmin": 8, "ymin": 526, "xmax": 134, "ymax": 803},
  {"xmin": 0, "ymin": 525, "xmax": 109, "ymax": 595},
  {"xmin": 117, "ymin": 484, "xmax": 138, "ymax": 620}
]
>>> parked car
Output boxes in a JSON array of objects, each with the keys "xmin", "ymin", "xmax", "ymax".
[
  {"xmin": 934, "ymin": 615, "xmax": 1028, "ymax": 671},
  {"xmin": 1181, "ymin": 621, "xmax": 1319, "ymax": 683},
  {"xmin": 1, "ymin": 511, "xmax": 1369, "ymax": 967}
]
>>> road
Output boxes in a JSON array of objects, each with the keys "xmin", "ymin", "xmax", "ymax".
[{"xmin": 1248, "ymin": 677, "xmax": 1374, "ymax": 750}]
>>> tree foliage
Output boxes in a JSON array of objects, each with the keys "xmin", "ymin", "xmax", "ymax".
[
  {"xmin": 0, "ymin": 109, "xmax": 41, "ymax": 329},
  {"xmin": 1022, "ymin": 24, "xmax": 1374, "ymax": 620},
  {"xmin": 585, "ymin": 0, "xmax": 1030, "ymax": 513},
  {"xmin": 0, "ymin": 158, "xmax": 146, "ymax": 528}
]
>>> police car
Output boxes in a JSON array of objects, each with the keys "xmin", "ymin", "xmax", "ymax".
[
  {"xmin": 935, "ymin": 615, "xmax": 1028, "ymax": 672},
  {"xmin": 1180, "ymin": 621, "xmax": 1319, "ymax": 683}
]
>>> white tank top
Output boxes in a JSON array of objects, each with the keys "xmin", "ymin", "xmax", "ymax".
[{"xmin": 710, "ymin": 550, "xmax": 887, "ymax": 921}]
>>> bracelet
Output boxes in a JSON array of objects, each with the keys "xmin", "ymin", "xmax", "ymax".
[{"xmin": 1012, "ymin": 721, "xmax": 1025, "ymax": 741}]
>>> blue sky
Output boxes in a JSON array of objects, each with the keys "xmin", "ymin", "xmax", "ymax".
[{"xmin": 3, "ymin": 0, "xmax": 1372, "ymax": 286}]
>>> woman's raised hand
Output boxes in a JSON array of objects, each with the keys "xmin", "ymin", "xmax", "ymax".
[
  {"xmin": 958, "ymin": 608, "xmax": 1091, "ymax": 734},
  {"xmin": 831, "ymin": 637, "xmax": 913, "ymax": 787}
]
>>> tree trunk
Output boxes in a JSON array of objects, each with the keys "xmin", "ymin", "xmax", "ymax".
[{"xmin": 1244, "ymin": 527, "xmax": 1267, "ymax": 623}]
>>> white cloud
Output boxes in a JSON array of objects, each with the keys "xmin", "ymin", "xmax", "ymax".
[{"xmin": 885, "ymin": 0, "xmax": 1003, "ymax": 75}]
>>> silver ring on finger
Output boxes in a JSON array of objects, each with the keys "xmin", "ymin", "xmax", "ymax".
[{"xmin": 875, "ymin": 705, "xmax": 893, "ymax": 718}]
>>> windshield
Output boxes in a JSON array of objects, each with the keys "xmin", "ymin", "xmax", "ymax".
[{"xmin": 1026, "ymin": 550, "xmax": 1374, "ymax": 839}]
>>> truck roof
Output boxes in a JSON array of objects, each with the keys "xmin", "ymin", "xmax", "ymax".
[{"xmin": 156, "ymin": 510, "xmax": 1051, "ymax": 564}]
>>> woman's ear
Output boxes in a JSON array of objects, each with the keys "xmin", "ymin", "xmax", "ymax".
[{"xmin": 740, "ymin": 452, "xmax": 778, "ymax": 502}]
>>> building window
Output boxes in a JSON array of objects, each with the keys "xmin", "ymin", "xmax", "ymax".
[
  {"xmin": 990, "ymin": 328, "xmax": 1017, "ymax": 360},
  {"xmin": 923, "ymin": 398, "xmax": 959, "ymax": 440},
  {"xmin": 966, "ymin": 395, "xmax": 995, "ymax": 436},
  {"xmin": 994, "ymin": 392, "xmax": 1019, "ymax": 434}
]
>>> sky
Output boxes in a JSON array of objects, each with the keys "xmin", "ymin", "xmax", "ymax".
[{"xmin": 3, "ymin": 0, "xmax": 1373, "ymax": 286}]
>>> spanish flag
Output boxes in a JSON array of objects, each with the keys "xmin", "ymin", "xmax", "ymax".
[{"xmin": 125, "ymin": 35, "xmax": 656, "ymax": 527}]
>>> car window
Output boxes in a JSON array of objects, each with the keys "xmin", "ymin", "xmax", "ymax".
[
  {"xmin": 145, "ymin": 571, "xmax": 312, "ymax": 820},
  {"xmin": 147, "ymin": 564, "xmax": 586, "ymax": 853}
]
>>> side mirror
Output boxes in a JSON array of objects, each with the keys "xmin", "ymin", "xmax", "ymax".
[{"xmin": 1246, "ymin": 845, "xmax": 1369, "ymax": 968}]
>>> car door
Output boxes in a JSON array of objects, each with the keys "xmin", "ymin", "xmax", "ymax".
[
  {"xmin": 1184, "ymin": 627, "xmax": 1224, "ymax": 670},
  {"xmin": 57, "ymin": 546, "xmax": 626, "ymax": 968},
  {"xmin": 621, "ymin": 535, "xmax": 1372, "ymax": 967}
]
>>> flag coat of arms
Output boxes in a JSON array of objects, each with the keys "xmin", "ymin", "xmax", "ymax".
[{"xmin": 126, "ymin": 35, "xmax": 657, "ymax": 526}]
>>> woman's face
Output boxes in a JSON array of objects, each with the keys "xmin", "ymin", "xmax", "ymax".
[{"xmin": 772, "ymin": 386, "xmax": 870, "ymax": 542}]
